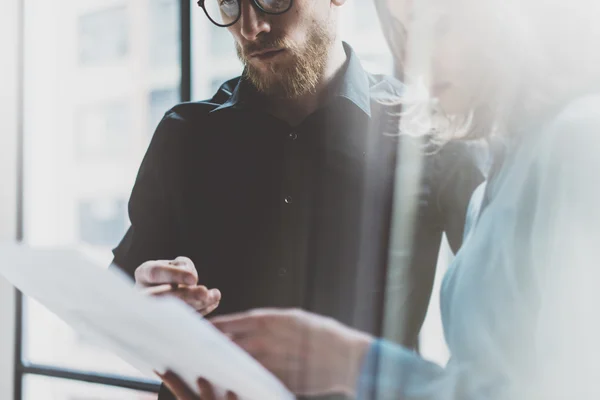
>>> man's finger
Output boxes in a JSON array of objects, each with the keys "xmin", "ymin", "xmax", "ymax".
[
  {"xmin": 209, "ymin": 288, "xmax": 222, "ymax": 302},
  {"xmin": 146, "ymin": 285, "xmax": 211, "ymax": 298},
  {"xmin": 199, "ymin": 301, "xmax": 220, "ymax": 316},
  {"xmin": 135, "ymin": 263, "xmax": 198, "ymax": 286},
  {"xmin": 178, "ymin": 286, "xmax": 218, "ymax": 311},
  {"xmin": 143, "ymin": 284, "xmax": 177, "ymax": 296},
  {"xmin": 160, "ymin": 371, "xmax": 198, "ymax": 400},
  {"xmin": 172, "ymin": 256, "xmax": 196, "ymax": 271},
  {"xmin": 146, "ymin": 286, "xmax": 221, "ymax": 313}
]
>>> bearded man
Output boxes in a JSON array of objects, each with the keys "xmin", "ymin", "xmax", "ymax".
[{"xmin": 111, "ymin": 1, "xmax": 483, "ymax": 399}]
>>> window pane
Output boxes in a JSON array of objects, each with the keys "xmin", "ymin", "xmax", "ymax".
[
  {"xmin": 79, "ymin": 7, "xmax": 130, "ymax": 66},
  {"xmin": 148, "ymin": 87, "xmax": 180, "ymax": 135},
  {"xmin": 23, "ymin": 0, "xmax": 180, "ymax": 379},
  {"xmin": 76, "ymin": 102, "xmax": 132, "ymax": 160},
  {"xmin": 339, "ymin": 0, "xmax": 393, "ymax": 75},
  {"xmin": 149, "ymin": 0, "xmax": 180, "ymax": 68},
  {"xmin": 24, "ymin": 375, "xmax": 157, "ymax": 400},
  {"xmin": 191, "ymin": 1, "xmax": 243, "ymax": 99}
]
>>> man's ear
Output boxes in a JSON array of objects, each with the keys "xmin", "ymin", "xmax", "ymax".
[{"xmin": 331, "ymin": 0, "xmax": 347, "ymax": 6}]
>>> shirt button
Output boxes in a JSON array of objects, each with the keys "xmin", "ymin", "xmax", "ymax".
[
  {"xmin": 278, "ymin": 268, "xmax": 287, "ymax": 277},
  {"xmin": 289, "ymin": 132, "xmax": 298, "ymax": 141},
  {"xmin": 284, "ymin": 196, "xmax": 293, "ymax": 204}
]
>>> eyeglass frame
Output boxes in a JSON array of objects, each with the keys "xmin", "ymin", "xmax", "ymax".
[{"xmin": 197, "ymin": 0, "xmax": 294, "ymax": 28}]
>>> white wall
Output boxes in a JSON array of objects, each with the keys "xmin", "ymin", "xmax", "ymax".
[{"xmin": 0, "ymin": 0, "xmax": 20, "ymax": 397}]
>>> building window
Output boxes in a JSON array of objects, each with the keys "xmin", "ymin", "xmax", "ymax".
[
  {"xmin": 76, "ymin": 101, "xmax": 132, "ymax": 160},
  {"xmin": 78, "ymin": 199, "xmax": 127, "ymax": 247},
  {"xmin": 148, "ymin": 87, "xmax": 180, "ymax": 132},
  {"xmin": 79, "ymin": 6, "xmax": 130, "ymax": 66},
  {"xmin": 149, "ymin": 0, "xmax": 180, "ymax": 68},
  {"xmin": 208, "ymin": 25, "xmax": 236, "ymax": 58}
]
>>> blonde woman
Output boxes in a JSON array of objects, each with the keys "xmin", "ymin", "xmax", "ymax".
[{"xmin": 162, "ymin": 0, "xmax": 600, "ymax": 398}]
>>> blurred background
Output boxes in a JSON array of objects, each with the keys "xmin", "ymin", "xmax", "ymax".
[{"xmin": 0, "ymin": 0, "xmax": 449, "ymax": 398}]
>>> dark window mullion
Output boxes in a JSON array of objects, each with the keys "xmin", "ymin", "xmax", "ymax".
[
  {"xmin": 180, "ymin": 0, "xmax": 191, "ymax": 102},
  {"xmin": 14, "ymin": 294, "xmax": 23, "ymax": 400},
  {"xmin": 14, "ymin": 0, "xmax": 25, "ymax": 397},
  {"xmin": 19, "ymin": 363, "xmax": 161, "ymax": 393}
]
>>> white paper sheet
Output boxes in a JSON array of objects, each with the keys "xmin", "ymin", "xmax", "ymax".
[{"xmin": 0, "ymin": 242, "xmax": 293, "ymax": 400}]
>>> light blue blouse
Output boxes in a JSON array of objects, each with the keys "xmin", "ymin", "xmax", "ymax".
[{"xmin": 357, "ymin": 95, "xmax": 600, "ymax": 400}]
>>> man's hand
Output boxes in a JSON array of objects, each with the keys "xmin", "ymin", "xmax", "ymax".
[
  {"xmin": 211, "ymin": 308, "xmax": 373, "ymax": 397},
  {"xmin": 159, "ymin": 371, "xmax": 237, "ymax": 400},
  {"xmin": 134, "ymin": 257, "xmax": 221, "ymax": 316}
]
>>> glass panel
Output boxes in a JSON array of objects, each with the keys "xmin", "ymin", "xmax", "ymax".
[
  {"xmin": 191, "ymin": 0, "xmax": 243, "ymax": 100},
  {"xmin": 79, "ymin": 7, "xmax": 130, "ymax": 66},
  {"xmin": 24, "ymin": 375, "xmax": 157, "ymax": 400},
  {"xmin": 75, "ymin": 101, "xmax": 132, "ymax": 160},
  {"xmin": 22, "ymin": 0, "xmax": 180, "ymax": 379},
  {"xmin": 148, "ymin": 87, "xmax": 180, "ymax": 135},
  {"xmin": 339, "ymin": 0, "xmax": 393, "ymax": 75},
  {"xmin": 149, "ymin": 0, "xmax": 180, "ymax": 68}
]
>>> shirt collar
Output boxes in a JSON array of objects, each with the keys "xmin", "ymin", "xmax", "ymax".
[
  {"xmin": 209, "ymin": 77, "xmax": 251, "ymax": 113},
  {"xmin": 333, "ymin": 42, "xmax": 372, "ymax": 117},
  {"xmin": 210, "ymin": 42, "xmax": 373, "ymax": 117}
]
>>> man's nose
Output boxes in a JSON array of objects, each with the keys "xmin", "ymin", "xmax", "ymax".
[{"xmin": 239, "ymin": 0, "xmax": 271, "ymax": 41}]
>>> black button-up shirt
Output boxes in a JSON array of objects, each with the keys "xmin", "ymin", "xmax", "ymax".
[{"xmin": 113, "ymin": 43, "xmax": 483, "ymax": 363}]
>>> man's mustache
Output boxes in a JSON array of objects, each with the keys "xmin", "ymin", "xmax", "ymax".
[{"xmin": 241, "ymin": 37, "xmax": 291, "ymax": 57}]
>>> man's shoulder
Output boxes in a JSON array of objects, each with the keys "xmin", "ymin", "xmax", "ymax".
[{"xmin": 162, "ymin": 76, "xmax": 241, "ymax": 123}]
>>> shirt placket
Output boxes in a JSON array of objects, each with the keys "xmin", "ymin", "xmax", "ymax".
[{"xmin": 275, "ymin": 126, "xmax": 313, "ymax": 308}]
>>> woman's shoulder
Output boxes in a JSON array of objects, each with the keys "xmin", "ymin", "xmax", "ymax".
[
  {"xmin": 542, "ymin": 94, "xmax": 600, "ymax": 158},
  {"xmin": 553, "ymin": 94, "xmax": 600, "ymax": 124},
  {"xmin": 515, "ymin": 94, "xmax": 600, "ymax": 205}
]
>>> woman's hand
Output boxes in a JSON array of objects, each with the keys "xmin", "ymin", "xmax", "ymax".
[
  {"xmin": 211, "ymin": 308, "xmax": 373, "ymax": 397},
  {"xmin": 159, "ymin": 371, "xmax": 237, "ymax": 400}
]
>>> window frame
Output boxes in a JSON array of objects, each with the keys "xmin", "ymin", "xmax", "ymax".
[
  {"xmin": 13, "ymin": 1, "xmax": 398, "ymax": 397},
  {"xmin": 12, "ymin": 0, "xmax": 192, "ymax": 398}
]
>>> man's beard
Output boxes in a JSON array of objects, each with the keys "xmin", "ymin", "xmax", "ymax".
[{"xmin": 236, "ymin": 23, "xmax": 334, "ymax": 99}]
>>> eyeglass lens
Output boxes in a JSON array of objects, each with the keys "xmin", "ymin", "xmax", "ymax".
[{"xmin": 202, "ymin": 0, "xmax": 292, "ymax": 27}]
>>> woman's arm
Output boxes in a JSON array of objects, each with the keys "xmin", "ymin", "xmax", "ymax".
[{"xmin": 523, "ymin": 96, "xmax": 600, "ymax": 399}]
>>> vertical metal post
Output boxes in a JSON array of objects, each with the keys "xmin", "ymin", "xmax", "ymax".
[
  {"xmin": 180, "ymin": 0, "xmax": 192, "ymax": 102},
  {"xmin": 14, "ymin": 0, "xmax": 25, "ymax": 398}
]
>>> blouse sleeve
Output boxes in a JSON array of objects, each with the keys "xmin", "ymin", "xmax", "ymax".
[{"xmin": 526, "ymin": 96, "xmax": 600, "ymax": 399}]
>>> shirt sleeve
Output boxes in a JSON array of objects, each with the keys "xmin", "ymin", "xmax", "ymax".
[
  {"xmin": 357, "ymin": 340, "xmax": 441, "ymax": 400},
  {"xmin": 111, "ymin": 110, "xmax": 188, "ymax": 279},
  {"xmin": 357, "ymin": 339, "xmax": 508, "ymax": 400}
]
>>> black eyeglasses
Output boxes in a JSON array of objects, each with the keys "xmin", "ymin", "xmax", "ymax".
[{"xmin": 197, "ymin": 0, "xmax": 294, "ymax": 28}]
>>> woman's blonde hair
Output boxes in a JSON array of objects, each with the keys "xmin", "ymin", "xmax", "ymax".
[{"xmin": 382, "ymin": 0, "xmax": 600, "ymax": 141}]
